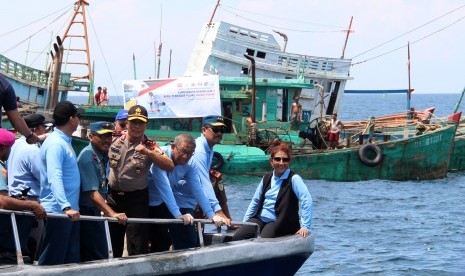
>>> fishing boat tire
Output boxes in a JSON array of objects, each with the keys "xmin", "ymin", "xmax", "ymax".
[
  {"xmin": 358, "ymin": 143, "xmax": 383, "ymax": 167},
  {"xmin": 211, "ymin": 151, "xmax": 225, "ymax": 171}
]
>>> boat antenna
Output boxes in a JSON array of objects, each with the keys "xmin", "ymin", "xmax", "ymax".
[
  {"xmin": 341, "ymin": 16, "xmax": 354, "ymax": 59},
  {"xmin": 133, "ymin": 53, "xmax": 137, "ymax": 80},
  {"xmin": 156, "ymin": 1, "xmax": 163, "ymax": 79},
  {"xmin": 244, "ymin": 54, "xmax": 256, "ymax": 124},
  {"xmin": 208, "ymin": 0, "xmax": 221, "ymax": 26},
  {"xmin": 168, "ymin": 49, "xmax": 172, "ymax": 78},
  {"xmin": 272, "ymin": 30, "xmax": 288, "ymax": 52},
  {"xmin": 453, "ymin": 87, "xmax": 465, "ymax": 114}
]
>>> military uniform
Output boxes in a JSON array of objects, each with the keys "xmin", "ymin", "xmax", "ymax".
[{"xmin": 107, "ymin": 132, "xmax": 164, "ymax": 257}]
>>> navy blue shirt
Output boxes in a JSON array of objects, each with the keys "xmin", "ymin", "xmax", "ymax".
[
  {"xmin": 0, "ymin": 75, "xmax": 18, "ymax": 128},
  {"xmin": 77, "ymin": 143, "xmax": 109, "ymax": 207}
]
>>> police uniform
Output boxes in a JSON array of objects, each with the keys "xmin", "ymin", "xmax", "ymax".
[{"xmin": 106, "ymin": 105, "xmax": 166, "ymax": 257}]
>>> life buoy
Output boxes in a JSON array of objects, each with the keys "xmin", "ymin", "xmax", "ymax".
[
  {"xmin": 358, "ymin": 143, "xmax": 383, "ymax": 167},
  {"xmin": 211, "ymin": 151, "xmax": 225, "ymax": 171}
]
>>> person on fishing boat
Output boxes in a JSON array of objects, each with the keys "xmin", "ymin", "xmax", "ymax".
[
  {"xmin": 94, "ymin": 86, "xmax": 102, "ymax": 106},
  {"xmin": 0, "ymin": 128, "xmax": 16, "ymax": 195},
  {"xmin": 7, "ymin": 114, "xmax": 50, "ymax": 260},
  {"xmin": 114, "ymin": 109, "xmax": 128, "ymax": 132},
  {"xmin": 232, "ymin": 141, "xmax": 312, "ymax": 241},
  {"xmin": 329, "ymin": 113, "xmax": 344, "ymax": 149},
  {"xmin": 107, "ymin": 105, "xmax": 174, "ymax": 257},
  {"xmin": 192, "ymin": 115, "xmax": 232, "ymax": 226},
  {"xmin": 38, "ymin": 101, "xmax": 83, "ymax": 265},
  {"xmin": 148, "ymin": 134, "xmax": 224, "ymax": 251},
  {"xmin": 100, "ymin": 87, "xmax": 109, "ymax": 106},
  {"xmin": 289, "ymin": 96, "xmax": 302, "ymax": 131},
  {"xmin": 0, "ymin": 75, "xmax": 40, "ymax": 144},
  {"xmin": 77, "ymin": 121, "xmax": 128, "ymax": 262}
]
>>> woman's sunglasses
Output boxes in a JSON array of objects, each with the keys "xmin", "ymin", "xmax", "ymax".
[{"xmin": 273, "ymin": 157, "xmax": 290, "ymax": 163}]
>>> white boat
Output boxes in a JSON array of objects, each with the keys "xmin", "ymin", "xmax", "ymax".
[
  {"xmin": 186, "ymin": 20, "xmax": 353, "ymax": 122},
  {"xmin": 0, "ymin": 210, "xmax": 314, "ymax": 275}
]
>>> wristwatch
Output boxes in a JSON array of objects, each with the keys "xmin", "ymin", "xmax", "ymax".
[
  {"xmin": 26, "ymin": 132, "xmax": 34, "ymax": 142},
  {"xmin": 63, "ymin": 207, "xmax": 71, "ymax": 212}
]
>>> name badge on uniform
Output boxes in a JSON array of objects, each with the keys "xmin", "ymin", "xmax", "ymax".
[{"xmin": 110, "ymin": 146, "xmax": 120, "ymax": 153}]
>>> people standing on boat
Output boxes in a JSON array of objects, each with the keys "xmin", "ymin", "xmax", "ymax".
[
  {"xmin": 106, "ymin": 105, "xmax": 174, "ymax": 257},
  {"xmin": 100, "ymin": 87, "xmax": 109, "ymax": 106},
  {"xmin": 77, "ymin": 121, "xmax": 128, "ymax": 262},
  {"xmin": 232, "ymin": 141, "xmax": 312, "ymax": 241},
  {"xmin": 7, "ymin": 114, "xmax": 49, "ymax": 260},
  {"xmin": 0, "ymin": 129, "xmax": 16, "ymax": 195},
  {"xmin": 94, "ymin": 86, "xmax": 102, "ymax": 106},
  {"xmin": 38, "ymin": 101, "xmax": 82, "ymax": 265},
  {"xmin": 192, "ymin": 115, "xmax": 232, "ymax": 226},
  {"xmin": 329, "ymin": 113, "xmax": 344, "ymax": 149},
  {"xmin": 114, "ymin": 109, "xmax": 128, "ymax": 132},
  {"xmin": 289, "ymin": 96, "xmax": 303, "ymax": 131},
  {"xmin": 0, "ymin": 75, "xmax": 40, "ymax": 144},
  {"xmin": 148, "ymin": 134, "xmax": 224, "ymax": 251}
]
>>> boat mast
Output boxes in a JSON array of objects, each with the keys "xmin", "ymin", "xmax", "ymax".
[
  {"xmin": 60, "ymin": 0, "xmax": 93, "ymax": 104},
  {"xmin": 208, "ymin": 0, "xmax": 221, "ymax": 26},
  {"xmin": 407, "ymin": 42, "xmax": 412, "ymax": 121},
  {"xmin": 341, "ymin": 16, "xmax": 353, "ymax": 59}
]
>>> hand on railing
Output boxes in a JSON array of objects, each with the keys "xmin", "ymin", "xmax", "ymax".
[
  {"xmin": 215, "ymin": 210, "xmax": 231, "ymax": 227},
  {"xmin": 28, "ymin": 201, "xmax": 46, "ymax": 220},
  {"xmin": 109, "ymin": 212, "xmax": 128, "ymax": 225},
  {"xmin": 177, "ymin": 213, "xmax": 194, "ymax": 225},
  {"xmin": 65, "ymin": 209, "xmax": 80, "ymax": 222},
  {"xmin": 211, "ymin": 214, "xmax": 224, "ymax": 228}
]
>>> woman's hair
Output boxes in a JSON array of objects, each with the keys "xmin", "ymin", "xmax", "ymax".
[{"xmin": 269, "ymin": 139, "xmax": 291, "ymax": 159}]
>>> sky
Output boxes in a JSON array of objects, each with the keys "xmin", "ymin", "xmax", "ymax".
[{"xmin": 1, "ymin": 0, "xmax": 465, "ymax": 99}]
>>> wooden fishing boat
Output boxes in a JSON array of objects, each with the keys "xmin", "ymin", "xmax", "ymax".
[{"xmin": 0, "ymin": 210, "xmax": 313, "ymax": 276}]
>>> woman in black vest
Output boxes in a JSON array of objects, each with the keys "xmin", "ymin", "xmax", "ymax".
[{"xmin": 232, "ymin": 141, "xmax": 312, "ymax": 240}]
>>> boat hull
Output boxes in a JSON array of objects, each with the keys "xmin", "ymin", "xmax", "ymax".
[
  {"xmin": 216, "ymin": 124, "xmax": 456, "ymax": 181},
  {"xmin": 1, "ymin": 234, "xmax": 314, "ymax": 276}
]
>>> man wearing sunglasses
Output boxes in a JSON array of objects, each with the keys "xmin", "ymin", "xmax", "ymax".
[
  {"xmin": 192, "ymin": 115, "xmax": 232, "ymax": 227},
  {"xmin": 77, "ymin": 121, "xmax": 128, "ymax": 262}
]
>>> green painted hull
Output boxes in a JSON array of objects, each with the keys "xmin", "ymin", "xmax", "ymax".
[
  {"xmin": 449, "ymin": 133, "xmax": 465, "ymax": 171},
  {"xmin": 213, "ymin": 124, "xmax": 456, "ymax": 181},
  {"xmin": 72, "ymin": 123, "xmax": 456, "ymax": 181}
]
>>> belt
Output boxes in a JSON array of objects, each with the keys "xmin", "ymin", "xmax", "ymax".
[{"xmin": 109, "ymin": 188, "xmax": 146, "ymax": 196}]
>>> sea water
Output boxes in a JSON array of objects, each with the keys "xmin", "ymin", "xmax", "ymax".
[
  {"xmin": 69, "ymin": 93, "xmax": 465, "ymax": 275},
  {"xmin": 221, "ymin": 93, "xmax": 465, "ymax": 275}
]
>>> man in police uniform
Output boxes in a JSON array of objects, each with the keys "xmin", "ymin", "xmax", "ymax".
[
  {"xmin": 78, "ymin": 121, "xmax": 128, "ymax": 262},
  {"xmin": 107, "ymin": 105, "xmax": 174, "ymax": 257}
]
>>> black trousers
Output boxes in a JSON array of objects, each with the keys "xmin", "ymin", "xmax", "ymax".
[
  {"xmin": 148, "ymin": 204, "xmax": 172, "ymax": 253},
  {"xmin": 106, "ymin": 188, "xmax": 149, "ymax": 257},
  {"xmin": 232, "ymin": 217, "xmax": 276, "ymax": 241}
]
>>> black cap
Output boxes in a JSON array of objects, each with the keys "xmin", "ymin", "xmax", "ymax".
[
  {"xmin": 127, "ymin": 105, "xmax": 148, "ymax": 122},
  {"xmin": 24, "ymin": 114, "xmax": 46, "ymax": 128},
  {"xmin": 53, "ymin": 101, "xmax": 83, "ymax": 125}
]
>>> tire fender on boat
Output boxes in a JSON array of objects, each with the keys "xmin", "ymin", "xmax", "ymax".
[
  {"xmin": 211, "ymin": 151, "xmax": 225, "ymax": 171},
  {"xmin": 358, "ymin": 143, "xmax": 383, "ymax": 167}
]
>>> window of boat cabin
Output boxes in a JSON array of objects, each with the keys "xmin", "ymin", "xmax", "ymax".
[
  {"xmin": 256, "ymin": 51, "xmax": 266, "ymax": 59},
  {"xmin": 246, "ymin": 48, "xmax": 255, "ymax": 56},
  {"xmin": 241, "ymin": 67, "xmax": 249, "ymax": 75}
]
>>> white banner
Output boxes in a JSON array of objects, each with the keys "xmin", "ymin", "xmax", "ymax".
[{"xmin": 122, "ymin": 75, "xmax": 221, "ymax": 119}]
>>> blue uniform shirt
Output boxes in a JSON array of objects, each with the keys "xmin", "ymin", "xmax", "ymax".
[
  {"xmin": 7, "ymin": 136, "xmax": 42, "ymax": 197},
  {"xmin": 243, "ymin": 169, "xmax": 313, "ymax": 230},
  {"xmin": 0, "ymin": 75, "xmax": 18, "ymax": 128},
  {"xmin": 193, "ymin": 134, "xmax": 221, "ymax": 212},
  {"xmin": 77, "ymin": 143, "xmax": 109, "ymax": 207},
  {"xmin": 39, "ymin": 128, "xmax": 80, "ymax": 213},
  {"xmin": 149, "ymin": 146, "xmax": 215, "ymax": 219}
]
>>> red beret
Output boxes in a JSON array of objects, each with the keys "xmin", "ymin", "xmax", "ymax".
[{"xmin": 0, "ymin": 129, "xmax": 16, "ymax": 147}]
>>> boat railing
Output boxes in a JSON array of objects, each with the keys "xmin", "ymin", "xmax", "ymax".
[{"xmin": 0, "ymin": 209, "xmax": 259, "ymax": 266}]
